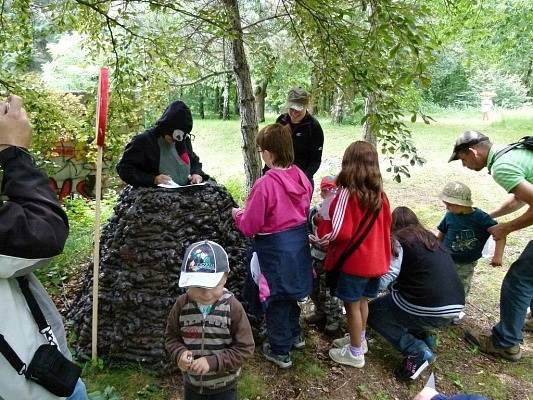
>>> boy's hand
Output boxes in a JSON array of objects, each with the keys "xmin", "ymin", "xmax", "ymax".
[
  {"xmin": 177, "ymin": 351, "xmax": 193, "ymax": 371},
  {"xmin": 490, "ymin": 257, "xmax": 503, "ymax": 267},
  {"xmin": 189, "ymin": 357, "xmax": 210, "ymax": 375}
]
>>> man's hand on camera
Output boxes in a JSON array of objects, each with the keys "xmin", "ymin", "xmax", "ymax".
[{"xmin": 0, "ymin": 95, "xmax": 32, "ymax": 151}]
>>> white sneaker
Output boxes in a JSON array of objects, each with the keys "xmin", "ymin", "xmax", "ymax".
[
  {"xmin": 329, "ymin": 345, "xmax": 365, "ymax": 368},
  {"xmin": 332, "ymin": 334, "xmax": 368, "ymax": 354}
]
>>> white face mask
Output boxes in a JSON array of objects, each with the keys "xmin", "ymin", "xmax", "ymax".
[{"xmin": 172, "ymin": 129, "xmax": 185, "ymax": 141}]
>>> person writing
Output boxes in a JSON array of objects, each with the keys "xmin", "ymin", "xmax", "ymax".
[{"xmin": 116, "ymin": 100, "xmax": 208, "ymax": 187}]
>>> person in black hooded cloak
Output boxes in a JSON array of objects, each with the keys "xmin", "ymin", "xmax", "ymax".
[{"xmin": 117, "ymin": 101, "xmax": 208, "ymax": 187}]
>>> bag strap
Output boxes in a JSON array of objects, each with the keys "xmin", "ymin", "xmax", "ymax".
[
  {"xmin": 16, "ymin": 277, "xmax": 51, "ymax": 334},
  {"xmin": 0, "ymin": 335, "xmax": 26, "ymax": 375},
  {"xmin": 0, "ymin": 277, "xmax": 56, "ymax": 376},
  {"xmin": 332, "ymin": 202, "xmax": 382, "ymax": 272},
  {"xmin": 488, "ymin": 136, "xmax": 531, "ymax": 173}
]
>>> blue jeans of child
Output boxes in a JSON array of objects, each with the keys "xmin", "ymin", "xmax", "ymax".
[
  {"xmin": 368, "ymin": 294, "xmax": 451, "ymax": 356},
  {"xmin": 67, "ymin": 379, "xmax": 89, "ymax": 400},
  {"xmin": 492, "ymin": 241, "xmax": 533, "ymax": 348},
  {"xmin": 265, "ymin": 299, "xmax": 301, "ymax": 355},
  {"xmin": 184, "ymin": 385, "xmax": 237, "ymax": 400}
]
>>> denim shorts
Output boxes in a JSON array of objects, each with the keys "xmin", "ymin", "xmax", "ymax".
[{"xmin": 335, "ymin": 272, "xmax": 380, "ymax": 303}]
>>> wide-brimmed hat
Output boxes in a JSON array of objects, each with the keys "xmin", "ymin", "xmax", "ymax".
[{"xmin": 439, "ymin": 181, "xmax": 473, "ymax": 207}]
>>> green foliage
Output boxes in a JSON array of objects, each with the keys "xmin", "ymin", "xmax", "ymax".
[
  {"xmin": 41, "ymin": 33, "xmax": 100, "ymax": 91},
  {"xmin": 35, "ymin": 195, "xmax": 116, "ymax": 295},
  {"xmin": 469, "ymin": 68, "xmax": 529, "ymax": 109},
  {"xmin": 222, "ymin": 176, "xmax": 247, "ymax": 206}
]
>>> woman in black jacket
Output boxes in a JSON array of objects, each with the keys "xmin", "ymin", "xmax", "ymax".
[
  {"xmin": 368, "ymin": 207, "xmax": 465, "ymax": 382},
  {"xmin": 116, "ymin": 101, "xmax": 208, "ymax": 187}
]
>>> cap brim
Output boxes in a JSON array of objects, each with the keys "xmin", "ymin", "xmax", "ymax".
[
  {"xmin": 179, "ymin": 272, "xmax": 224, "ymax": 288},
  {"xmin": 438, "ymin": 193, "xmax": 472, "ymax": 207},
  {"xmin": 287, "ymin": 102, "xmax": 305, "ymax": 111},
  {"xmin": 448, "ymin": 150, "xmax": 458, "ymax": 163}
]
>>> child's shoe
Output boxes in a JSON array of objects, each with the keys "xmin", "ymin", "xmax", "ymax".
[
  {"xmin": 261, "ymin": 342, "xmax": 292, "ymax": 369},
  {"xmin": 332, "ymin": 334, "xmax": 368, "ymax": 354},
  {"xmin": 292, "ymin": 334, "xmax": 305, "ymax": 350},
  {"xmin": 395, "ymin": 349, "xmax": 436, "ymax": 381},
  {"xmin": 328, "ymin": 344, "xmax": 364, "ymax": 368}
]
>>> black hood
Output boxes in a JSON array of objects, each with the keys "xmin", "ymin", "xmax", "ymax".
[{"xmin": 152, "ymin": 100, "xmax": 193, "ymax": 137}]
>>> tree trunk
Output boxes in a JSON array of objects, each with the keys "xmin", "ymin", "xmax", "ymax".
[
  {"xmin": 362, "ymin": 93, "xmax": 378, "ymax": 146},
  {"xmin": 222, "ymin": 0, "xmax": 261, "ymax": 190},
  {"xmin": 331, "ymin": 86, "xmax": 344, "ymax": 124},
  {"xmin": 199, "ymin": 87, "xmax": 205, "ymax": 119},
  {"xmin": 254, "ymin": 81, "xmax": 267, "ymax": 123},
  {"xmin": 222, "ymin": 38, "xmax": 231, "ymax": 120},
  {"xmin": 214, "ymin": 86, "xmax": 221, "ymax": 118}
]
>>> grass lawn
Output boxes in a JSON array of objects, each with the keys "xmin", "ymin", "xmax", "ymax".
[{"xmin": 76, "ymin": 107, "xmax": 532, "ymax": 399}]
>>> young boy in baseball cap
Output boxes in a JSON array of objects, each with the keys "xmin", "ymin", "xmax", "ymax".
[{"xmin": 165, "ymin": 240, "xmax": 254, "ymax": 400}]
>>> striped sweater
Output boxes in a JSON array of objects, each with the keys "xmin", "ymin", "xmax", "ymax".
[
  {"xmin": 391, "ymin": 240, "xmax": 465, "ymax": 318},
  {"xmin": 165, "ymin": 290, "xmax": 254, "ymax": 394}
]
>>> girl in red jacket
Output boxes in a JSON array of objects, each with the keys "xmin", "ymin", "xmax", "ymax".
[{"xmin": 312, "ymin": 141, "xmax": 392, "ymax": 368}]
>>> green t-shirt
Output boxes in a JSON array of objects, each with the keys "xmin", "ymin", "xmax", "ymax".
[
  {"xmin": 158, "ymin": 137, "xmax": 191, "ymax": 185},
  {"xmin": 488, "ymin": 145, "xmax": 533, "ymax": 193}
]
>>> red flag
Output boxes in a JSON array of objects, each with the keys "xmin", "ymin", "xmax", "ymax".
[{"xmin": 96, "ymin": 67, "xmax": 109, "ymax": 146}]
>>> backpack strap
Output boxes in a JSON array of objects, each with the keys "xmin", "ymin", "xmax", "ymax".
[{"xmin": 488, "ymin": 136, "xmax": 532, "ymax": 173}]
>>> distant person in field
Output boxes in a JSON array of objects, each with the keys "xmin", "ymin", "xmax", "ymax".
[
  {"xmin": 267, "ymin": 87, "xmax": 324, "ymax": 185},
  {"xmin": 436, "ymin": 181, "xmax": 506, "ymax": 311},
  {"xmin": 448, "ymin": 130, "xmax": 533, "ymax": 361},
  {"xmin": 480, "ymin": 91, "xmax": 496, "ymax": 122},
  {"xmin": 116, "ymin": 100, "xmax": 208, "ymax": 187}
]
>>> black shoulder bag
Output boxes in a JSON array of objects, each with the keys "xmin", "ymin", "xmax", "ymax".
[
  {"xmin": 325, "ymin": 204, "xmax": 383, "ymax": 295},
  {"xmin": 0, "ymin": 277, "xmax": 81, "ymax": 397}
]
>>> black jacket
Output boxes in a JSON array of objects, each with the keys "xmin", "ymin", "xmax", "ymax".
[
  {"xmin": 116, "ymin": 101, "xmax": 207, "ymax": 187},
  {"xmin": 0, "ymin": 146, "xmax": 68, "ymax": 258},
  {"xmin": 273, "ymin": 112, "xmax": 324, "ymax": 183},
  {"xmin": 392, "ymin": 240, "xmax": 465, "ymax": 316}
]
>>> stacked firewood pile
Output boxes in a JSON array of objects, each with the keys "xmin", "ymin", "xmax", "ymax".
[{"xmin": 67, "ymin": 184, "xmax": 250, "ymax": 367}]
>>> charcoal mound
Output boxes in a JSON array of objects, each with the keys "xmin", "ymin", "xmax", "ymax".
[{"xmin": 67, "ymin": 183, "xmax": 250, "ymax": 368}]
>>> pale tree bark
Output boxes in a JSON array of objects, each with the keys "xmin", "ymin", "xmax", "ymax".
[
  {"xmin": 331, "ymin": 86, "xmax": 344, "ymax": 124},
  {"xmin": 254, "ymin": 82, "xmax": 267, "ymax": 123},
  {"xmin": 222, "ymin": 38, "xmax": 231, "ymax": 120},
  {"xmin": 222, "ymin": 0, "xmax": 262, "ymax": 190},
  {"xmin": 362, "ymin": 93, "xmax": 378, "ymax": 146}
]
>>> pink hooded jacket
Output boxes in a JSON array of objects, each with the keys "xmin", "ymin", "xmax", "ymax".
[{"xmin": 234, "ymin": 165, "xmax": 312, "ymax": 237}]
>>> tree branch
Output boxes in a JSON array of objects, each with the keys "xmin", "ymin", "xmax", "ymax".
[
  {"xmin": 170, "ymin": 70, "xmax": 233, "ymax": 87},
  {"xmin": 241, "ymin": 12, "xmax": 289, "ymax": 31}
]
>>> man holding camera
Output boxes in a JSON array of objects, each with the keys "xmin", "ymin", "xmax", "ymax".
[{"xmin": 0, "ymin": 95, "xmax": 88, "ymax": 399}]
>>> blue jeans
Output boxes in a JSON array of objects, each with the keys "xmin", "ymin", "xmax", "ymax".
[
  {"xmin": 67, "ymin": 379, "xmax": 89, "ymax": 400},
  {"xmin": 368, "ymin": 294, "xmax": 451, "ymax": 356},
  {"xmin": 492, "ymin": 241, "xmax": 533, "ymax": 348},
  {"xmin": 184, "ymin": 385, "xmax": 237, "ymax": 400},
  {"xmin": 265, "ymin": 299, "xmax": 301, "ymax": 355}
]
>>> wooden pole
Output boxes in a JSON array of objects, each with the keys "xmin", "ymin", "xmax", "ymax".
[{"xmin": 92, "ymin": 67, "xmax": 109, "ymax": 360}]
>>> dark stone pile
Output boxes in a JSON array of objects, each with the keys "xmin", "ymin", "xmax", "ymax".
[{"xmin": 67, "ymin": 184, "xmax": 250, "ymax": 368}]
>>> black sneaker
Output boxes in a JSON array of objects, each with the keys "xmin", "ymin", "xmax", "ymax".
[
  {"xmin": 395, "ymin": 350, "xmax": 436, "ymax": 381},
  {"xmin": 261, "ymin": 342, "xmax": 293, "ymax": 369}
]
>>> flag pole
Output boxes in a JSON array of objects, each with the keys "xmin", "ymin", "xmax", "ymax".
[{"xmin": 92, "ymin": 67, "xmax": 109, "ymax": 360}]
